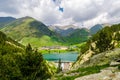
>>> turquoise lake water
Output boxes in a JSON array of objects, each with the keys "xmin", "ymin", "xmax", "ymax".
[{"xmin": 43, "ymin": 52, "xmax": 78, "ymax": 62}]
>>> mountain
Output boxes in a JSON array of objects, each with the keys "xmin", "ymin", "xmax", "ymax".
[
  {"xmin": 49, "ymin": 25, "xmax": 78, "ymax": 30},
  {"xmin": 60, "ymin": 28, "xmax": 75, "ymax": 36},
  {"xmin": 49, "ymin": 25, "xmax": 79, "ymax": 36},
  {"xmin": 73, "ymin": 23, "xmax": 120, "ymax": 68},
  {"xmin": 90, "ymin": 24, "xmax": 103, "ymax": 35},
  {"xmin": 49, "ymin": 25, "xmax": 91, "ymax": 44},
  {"xmin": 50, "ymin": 24, "xmax": 103, "ymax": 36},
  {"xmin": 63, "ymin": 28, "xmax": 90, "ymax": 44},
  {"xmin": 0, "ymin": 16, "xmax": 104, "ymax": 47},
  {"xmin": 49, "ymin": 24, "xmax": 104, "ymax": 44},
  {"xmin": 0, "ymin": 17, "xmax": 16, "ymax": 28},
  {"xmin": 0, "ymin": 16, "xmax": 63, "ymax": 47},
  {"xmin": 50, "ymin": 27, "xmax": 75, "ymax": 36}
]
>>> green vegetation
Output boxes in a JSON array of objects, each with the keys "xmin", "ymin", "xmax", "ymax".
[
  {"xmin": 39, "ymin": 49, "xmax": 71, "ymax": 54},
  {"xmin": 63, "ymin": 28, "xmax": 89, "ymax": 45},
  {"xmin": 93, "ymin": 27, "xmax": 113, "ymax": 52},
  {"xmin": 73, "ymin": 23, "xmax": 120, "ymax": 72},
  {"xmin": 0, "ymin": 17, "xmax": 91, "ymax": 47},
  {"xmin": 0, "ymin": 31, "xmax": 55, "ymax": 80},
  {"xmin": 0, "ymin": 17, "xmax": 16, "ymax": 28},
  {"xmin": 118, "ymin": 65, "xmax": 120, "ymax": 70},
  {"xmin": 56, "ymin": 64, "xmax": 109, "ymax": 80},
  {"xmin": 78, "ymin": 42, "xmax": 89, "ymax": 54},
  {"xmin": 2, "ymin": 17, "xmax": 120, "ymax": 80},
  {"xmin": 21, "ymin": 36, "xmax": 61, "ymax": 47},
  {"xmin": 0, "ymin": 31, "xmax": 24, "ymax": 54},
  {"xmin": 80, "ymin": 24, "xmax": 120, "ymax": 54},
  {"xmin": 0, "ymin": 17, "xmax": 64, "ymax": 47},
  {"xmin": 38, "ymin": 42, "xmax": 86, "ymax": 54},
  {"xmin": 57, "ymin": 59, "xmax": 62, "ymax": 73}
]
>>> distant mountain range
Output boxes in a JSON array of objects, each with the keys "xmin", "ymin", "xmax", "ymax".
[
  {"xmin": 62, "ymin": 28, "xmax": 90, "ymax": 44},
  {"xmin": 0, "ymin": 16, "xmax": 104, "ymax": 47},
  {"xmin": 49, "ymin": 24, "xmax": 104, "ymax": 44},
  {"xmin": 0, "ymin": 17, "xmax": 16, "ymax": 28},
  {"xmin": 49, "ymin": 24, "xmax": 104, "ymax": 36},
  {"xmin": 0, "ymin": 17, "xmax": 16, "ymax": 23},
  {"xmin": 90, "ymin": 24, "xmax": 103, "ymax": 35},
  {"xmin": 49, "ymin": 25, "xmax": 78, "ymax": 30}
]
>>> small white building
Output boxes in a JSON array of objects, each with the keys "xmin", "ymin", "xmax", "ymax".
[{"xmin": 55, "ymin": 61, "xmax": 73, "ymax": 71}]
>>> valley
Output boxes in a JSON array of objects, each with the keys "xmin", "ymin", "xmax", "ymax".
[
  {"xmin": 1, "ymin": 16, "xmax": 120, "ymax": 80},
  {"xmin": 1, "ymin": 0, "xmax": 120, "ymax": 80},
  {"xmin": 0, "ymin": 16, "xmax": 102, "ymax": 50}
]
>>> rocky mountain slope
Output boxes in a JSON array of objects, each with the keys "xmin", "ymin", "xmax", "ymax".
[
  {"xmin": 73, "ymin": 24, "xmax": 120, "ymax": 68},
  {"xmin": 56, "ymin": 24, "xmax": 120, "ymax": 80},
  {"xmin": 75, "ymin": 67, "xmax": 120, "ymax": 80}
]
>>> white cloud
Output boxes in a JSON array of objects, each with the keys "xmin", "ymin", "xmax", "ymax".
[{"xmin": 0, "ymin": 0, "xmax": 120, "ymax": 28}]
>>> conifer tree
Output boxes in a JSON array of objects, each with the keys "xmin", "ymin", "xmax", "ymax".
[
  {"xmin": 57, "ymin": 58, "xmax": 62, "ymax": 73},
  {"xmin": 25, "ymin": 43, "xmax": 32, "ymax": 54}
]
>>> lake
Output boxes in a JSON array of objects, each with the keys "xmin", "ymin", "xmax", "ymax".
[{"xmin": 43, "ymin": 52, "xmax": 78, "ymax": 62}]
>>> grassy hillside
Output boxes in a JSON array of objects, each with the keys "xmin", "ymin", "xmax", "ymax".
[
  {"xmin": 0, "ymin": 16, "xmax": 63, "ymax": 47},
  {"xmin": 0, "ymin": 31, "xmax": 24, "ymax": 54},
  {"xmin": 21, "ymin": 36, "xmax": 62, "ymax": 47},
  {"xmin": 0, "ymin": 31, "xmax": 55, "ymax": 80},
  {"xmin": 63, "ymin": 28, "xmax": 90, "ymax": 45}
]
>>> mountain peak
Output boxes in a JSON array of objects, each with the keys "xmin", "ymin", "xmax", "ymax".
[
  {"xmin": 90, "ymin": 24, "xmax": 103, "ymax": 34},
  {"xmin": 0, "ymin": 16, "xmax": 60, "ymax": 47},
  {"xmin": 22, "ymin": 16, "xmax": 33, "ymax": 19},
  {"xmin": 18, "ymin": 16, "xmax": 35, "ymax": 21}
]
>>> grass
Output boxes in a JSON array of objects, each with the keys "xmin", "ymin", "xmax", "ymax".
[
  {"xmin": 56, "ymin": 64, "xmax": 109, "ymax": 80},
  {"xmin": 39, "ymin": 49, "xmax": 72, "ymax": 54},
  {"xmin": 21, "ymin": 36, "xmax": 62, "ymax": 47}
]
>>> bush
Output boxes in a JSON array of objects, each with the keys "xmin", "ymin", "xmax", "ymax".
[{"xmin": 118, "ymin": 65, "xmax": 120, "ymax": 70}]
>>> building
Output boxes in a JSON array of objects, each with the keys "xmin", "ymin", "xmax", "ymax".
[{"xmin": 55, "ymin": 61, "xmax": 73, "ymax": 71}]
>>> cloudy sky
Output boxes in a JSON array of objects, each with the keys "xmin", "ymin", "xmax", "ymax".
[{"xmin": 0, "ymin": 0, "xmax": 120, "ymax": 28}]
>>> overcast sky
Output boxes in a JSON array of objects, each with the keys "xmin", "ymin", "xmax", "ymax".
[{"xmin": 0, "ymin": 0, "xmax": 120, "ymax": 28}]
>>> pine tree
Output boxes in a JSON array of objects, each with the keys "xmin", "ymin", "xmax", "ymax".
[
  {"xmin": 96, "ymin": 27, "xmax": 112, "ymax": 52},
  {"xmin": 57, "ymin": 58, "xmax": 62, "ymax": 73},
  {"xmin": 25, "ymin": 43, "xmax": 32, "ymax": 54}
]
